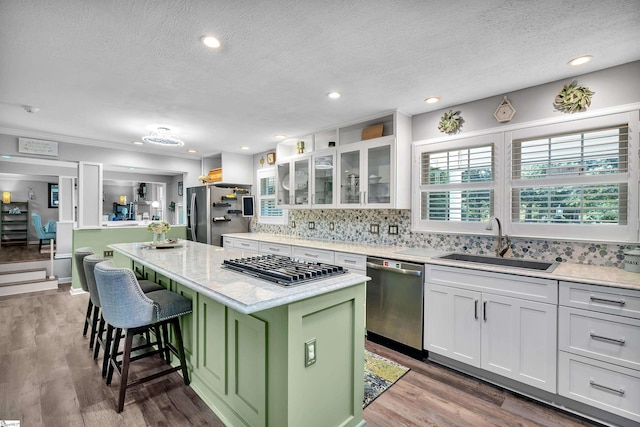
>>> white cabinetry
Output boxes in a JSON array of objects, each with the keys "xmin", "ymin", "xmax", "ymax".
[
  {"xmin": 258, "ymin": 241, "xmax": 292, "ymax": 256},
  {"xmin": 275, "ymin": 111, "xmax": 410, "ymax": 209},
  {"xmin": 558, "ymin": 281, "xmax": 640, "ymax": 423},
  {"xmin": 292, "ymin": 246, "xmax": 334, "ymax": 264},
  {"xmin": 223, "ymin": 236, "xmax": 259, "ymax": 254},
  {"xmin": 424, "ymin": 265, "xmax": 557, "ymax": 393}
]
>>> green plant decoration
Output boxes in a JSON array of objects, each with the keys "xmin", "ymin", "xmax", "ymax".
[
  {"xmin": 553, "ymin": 80, "xmax": 594, "ymax": 113},
  {"xmin": 169, "ymin": 201, "xmax": 176, "ymax": 212},
  {"xmin": 438, "ymin": 110, "xmax": 464, "ymax": 135}
]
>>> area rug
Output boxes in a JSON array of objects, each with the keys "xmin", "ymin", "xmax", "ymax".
[{"xmin": 363, "ymin": 350, "xmax": 409, "ymax": 408}]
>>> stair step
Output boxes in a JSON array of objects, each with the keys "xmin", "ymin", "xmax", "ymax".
[
  {"xmin": 0, "ymin": 277, "xmax": 58, "ymax": 297},
  {"xmin": 0, "ymin": 268, "xmax": 47, "ymax": 284}
]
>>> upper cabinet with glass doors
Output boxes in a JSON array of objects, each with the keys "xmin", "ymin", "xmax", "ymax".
[{"xmin": 275, "ymin": 111, "xmax": 410, "ymax": 209}]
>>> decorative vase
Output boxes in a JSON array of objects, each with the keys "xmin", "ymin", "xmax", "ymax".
[{"xmin": 153, "ymin": 232, "xmax": 166, "ymax": 242}]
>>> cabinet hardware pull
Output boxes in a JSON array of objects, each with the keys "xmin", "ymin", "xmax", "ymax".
[
  {"xmin": 590, "ymin": 296, "xmax": 626, "ymax": 306},
  {"xmin": 483, "ymin": 301, "xmax": 487, "ymax": 321},
  {"xmin": 474, "ymin": 300, "xmax": 478, "ymax": 320},
  {"xmin": 304, "ymin": 253, "xmax": 318, "ymax": 258},
  {"xmin": 344, "ymin": 259, "xmax": 357, "ymax": 264},
  {"xmin": 590, "ymin": 332, "xmax": 626, "ymax": 345},
  {"xmin": 589, "ymin": 380, "xmax": 625, "ymax": 396},
  {"xmin": 269, "ymin": 247, "xmax": 279, "ymax": 251}
]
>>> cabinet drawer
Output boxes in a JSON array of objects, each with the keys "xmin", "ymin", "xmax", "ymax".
[
  {"xmin": 559, "ymin": 307, "xmax": 640, "ymax": 370},
  {"xmin": 259, "ymin": 241, "xmax": 291, "ymax": 256},
  {"xmin": 222, "ymin": 236, "xmax": 235, "ymax": 248},
  {"xmin": 558, "ymin": 351, "xmax": 640, "ymax": 423},
  {"xmin": 560, "ymin": 281, "xmax": 640, "ymax": 319},
  {"xmin": 426, "ymin": 265, "xmax": 557, "ymax": 304},
  {"xmin": 292, "ymin": 246, "xmax": 334, "ymax": 264},
  {"xmin": 334, "ymin": 252, "xmax": 367, "ymax": 270},
  {"xmin": 233, "ymin": 239, "xmax": 259, "ymax": 252}
]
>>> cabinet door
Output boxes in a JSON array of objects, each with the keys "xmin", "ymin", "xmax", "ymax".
[
  {"xmin": 275, "ymin": 162, "xmax": 292, "ymax": 207},
  {"xmin": 338, "ymin": 146, "xmax": 362, "ymax": 206},
  {"xmin": 481, "ymin": 294, "xmax": 557, "ymax": 392},
  {"xmin": 425, "ymin": 284, "xmax": 481, "ymax": 367},
  {"xmin": 291, "ymin": 157, "xmax": 311, "ymax": 207},
  {"xmin": 365, "ymin": 141, "xmax": 392, "ymax": 206},
  {"xmin": 311, "ymin": 152, "xmax": 335, "ymax": 206}
]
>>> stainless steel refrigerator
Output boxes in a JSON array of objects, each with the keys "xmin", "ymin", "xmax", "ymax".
[{"xmin": 186, "ymin": 184, "xmax": 251, "ymax": 246}]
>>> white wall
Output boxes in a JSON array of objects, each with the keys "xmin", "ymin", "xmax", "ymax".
[{"xmin": 412, "ymin": 61, "xmax": 640, "ymax": 141}]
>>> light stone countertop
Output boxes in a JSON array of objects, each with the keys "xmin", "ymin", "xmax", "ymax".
[
  {"xmin": 109, "ymin": 240, "xmax": 369, "ymax": 315},
  {"xmin": 223, "ymin": 233, "xmax": 640, "ymax": 291}
]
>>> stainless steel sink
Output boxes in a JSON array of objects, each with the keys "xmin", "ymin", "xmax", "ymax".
[{"xmin": 438, "ymin": 253, "xmax": 558, "ymax": 272}]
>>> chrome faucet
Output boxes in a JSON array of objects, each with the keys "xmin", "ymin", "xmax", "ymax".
[{"xmin": 486, "ymin": 216, "xmax": 510, "ymax": 257}]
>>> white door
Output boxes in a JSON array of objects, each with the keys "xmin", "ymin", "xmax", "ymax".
[
  {"xmin": 481, "ymin": 293, "xmax": 557, "ymax": 392},
  {"xmin": 425, "ymin": 284, "xmax": 481, "ymax": 367}
]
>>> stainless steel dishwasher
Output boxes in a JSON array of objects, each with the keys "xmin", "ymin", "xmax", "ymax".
[{"xmin": 366, "ymin": 257, "xmax": 424, "ymax": 350}]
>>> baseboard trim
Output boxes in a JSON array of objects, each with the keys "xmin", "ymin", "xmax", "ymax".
[{"xmin": 69, "ymin": 287, "xmax": 88, "ymax": 296}]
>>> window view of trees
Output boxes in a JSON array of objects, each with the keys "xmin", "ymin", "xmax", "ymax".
[{"xmin": 512, "ymin": 126, "xmax": 628, "ymax": 225}]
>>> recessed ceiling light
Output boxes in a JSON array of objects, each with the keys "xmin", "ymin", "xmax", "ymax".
[
  {"xmin": 275, "ymin": 134, "xmax": 287, "ymax": 139},
  {"xmin": 327, "ymin": 92, "xmax": 341, "ymax": 99},
  {"xmin": 132, "ymin": 141, "xmax": 144, "ymax": 145},
  {"xmin": 424, "ymin": 96, "xmax": 440, "ymax": 104},
  {"xmin": 201, "ymin": 35, "xmax": 221, "ymax": 49},
  {"xmin": 128, "ymin": 167, "xmax": 135, "ymax": 171},
  {"xmin": 240, "ymin": 146, "xmax": 249, "ymax": 150},
  {"xmin": 187, "ymin": 149, "xmax": 197, "ymax": 154},
  {"xmin": 568, "ymin": 55, "xmax": 593, "ymax": 66},
  {"xmin": 1, "ymin": 155, "xmax": 12, "ymax": 159}
]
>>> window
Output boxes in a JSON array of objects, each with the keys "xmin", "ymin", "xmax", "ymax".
[
  {"xmin": 414, "ymin": 134, "xmax": 500, "ymax": 234},
  {"xmin": 413, "ymin": 111, "xmax": 639, "ymax": 242},
  {"xmin": 257, "ymin": 167, "xmax": 287, "ymax": 225},
  {"xmin": 510, "ymin": 121, "xmax": 633, "ymax": 241}
]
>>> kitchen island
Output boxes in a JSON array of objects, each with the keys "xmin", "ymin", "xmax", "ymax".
[{"xmin": 110, "ymin": 240, "xmax": 368, "ymax": 427}]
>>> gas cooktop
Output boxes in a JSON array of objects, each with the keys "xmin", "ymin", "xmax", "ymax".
[{"xmin": 222, "ymin": 254, "xmax": 346, "ymax": 286}]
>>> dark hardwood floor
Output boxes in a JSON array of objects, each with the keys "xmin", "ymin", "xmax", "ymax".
[
  {"xmin": 0, "ymin": 285, "xmax": 602, "ymax": 427},
  {"xmin": 0, "ymin": 244, "xmax": 50, "ymax": 264}
]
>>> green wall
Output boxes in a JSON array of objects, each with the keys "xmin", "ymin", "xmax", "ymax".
[{"xmin": 71, "ymin": 225, "xmax": 186, "ymax": 290}]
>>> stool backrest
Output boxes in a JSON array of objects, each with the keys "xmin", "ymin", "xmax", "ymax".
[
  {"xmin": 74, "ymin": 247, "xmax": 94, "ymax": 292},
  {"xmin": 94, "ymin": 260, "xmax": 156, "ymax": 329},
  {"xmin": 83, "ymin": 254, "xmax": 108, "ymax": 307}
]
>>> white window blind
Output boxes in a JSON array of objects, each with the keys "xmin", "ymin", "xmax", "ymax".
[
  {"xmin": 415, "ymin": 137, "xmax": 498, "ymax": 234},
  {"xmin": 512, "ymin": 125, "xmax": 628, "ymax": 226},
  {"xmin": 257, "ymin": 167, "xmax": 287, "ymax": 224}
]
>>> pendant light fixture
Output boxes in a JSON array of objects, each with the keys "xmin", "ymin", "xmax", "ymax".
[{"xmin": 142, "ymin": 127, "xmax": 184, "ymax": 146}]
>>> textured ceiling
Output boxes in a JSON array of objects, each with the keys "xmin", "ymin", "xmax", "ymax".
[{"xmin": 1, "ymin": 0, "xmax": 639, "ymax": 159}]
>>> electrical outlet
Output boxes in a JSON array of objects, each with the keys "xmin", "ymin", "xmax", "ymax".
[
  {"xmin": 370, "ymin": 223, "xmax": 379, "ymax": 234},
  {"xmin": 305, "ymin": 339, "xmax": 317, "ymax": 367},
  {"xmin": 329, "ymin": 222, "xmax": 334, "ymax": 231},
  {"xmin": 388, "ymin": 224, "xmax": 398, "ymax": 235},
  {"xmin": 291, "ymin": 220, "xmax": 296, "ymax": 228},
  {"xmin": 103, "ymin": 250, "xmax": 114, "ymax": 257},
  {"xmin": 308, "ymin": 221, "xmax": 315, "ymax": 230}
]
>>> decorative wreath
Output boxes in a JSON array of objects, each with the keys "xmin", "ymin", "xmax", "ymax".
[
  {"xmin": 438, "ymin": 110, "xmax": 464, "ymax": 135},
  {"xmin": 553, "ymin": 80, "xmax": 594, "ymax": 114}
]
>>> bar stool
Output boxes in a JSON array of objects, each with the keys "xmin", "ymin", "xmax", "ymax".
[
  {"xmin": 74, "ymin": 247, "xmax": 98, "ymax": 347},
  {"xmin": 75, "ymin": 247, "xmax": 165, "ymax": 350},
  {"xmin": 94, "ymin": 260, "xmax": 191, "ymax": 413},
  {"xmin": 84, "ymin": 255, "xmax": 166, "ymax": 378}
]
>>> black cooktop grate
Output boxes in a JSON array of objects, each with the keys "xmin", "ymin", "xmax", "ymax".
[{"xmin": 223, "ymin": 254, "xmax": 346, "ymax": 286}]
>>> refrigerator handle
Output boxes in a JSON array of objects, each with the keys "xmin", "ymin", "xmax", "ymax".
[{"xmin": 189, "ymin": 192, "xmax": 197, "ymax": 241}]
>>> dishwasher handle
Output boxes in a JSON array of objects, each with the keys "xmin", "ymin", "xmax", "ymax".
[{"xmin": 366, "ymin": 262, "xmax": 422, "ymax": 276}]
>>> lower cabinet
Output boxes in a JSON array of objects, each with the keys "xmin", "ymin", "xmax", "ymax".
[
  {"xmin": 425, "ymin": 265, "xmax": 557, "ymax": 393},
  {"xmin": 558, "ymin": 281, "xmax": 640, "ymax": 423}
]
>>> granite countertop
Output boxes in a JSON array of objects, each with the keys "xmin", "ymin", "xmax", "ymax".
[
  {"xmin": 109, "ymin": 240, "xmax": 369, "ymax": 315},
  {"xmin": 223, "ymin": 232, "xmax": 640, "ymax": 291}
]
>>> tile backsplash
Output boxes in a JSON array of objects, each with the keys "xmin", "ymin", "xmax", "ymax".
[{"xmin": 252, "ymin": 209, "xmax": 636, "ymax": 268}]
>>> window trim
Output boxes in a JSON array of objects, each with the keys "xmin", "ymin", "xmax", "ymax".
[
  {"xmin": 412, "ymin": 133, "xmax": 504, "ymax": 234},
  {"xmin": 506, "ymin": 112, "xmax": 637, "ymax": 242}
]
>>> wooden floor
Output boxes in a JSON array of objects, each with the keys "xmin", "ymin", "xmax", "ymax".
[
  {"xmin": 0, "ymin": 286, "xmax": 602, "ymax": 427},
  {"xmin": 0, "ymin": 244, "xmax": 50, "ymax": 264}
]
